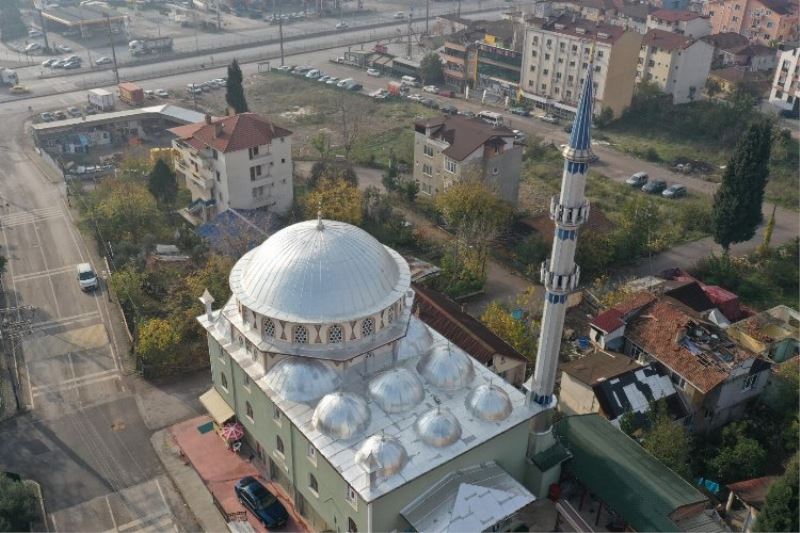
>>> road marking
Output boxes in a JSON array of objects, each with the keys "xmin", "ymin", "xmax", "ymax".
[
  {"xmin": 0, "ymin": 206, "xmax": 63, "ymax": 227},
  {"xmin": 31, "ymin": 369, "xmax": 119, "ymax": 397},
  {"xmin": 113, "ymin": 509, "xmax": 172, "ymax": 533},
  {"xmin": 105, "ymin": 496, "xmax": 117, "ymax": 532},
  {"xmin": 33, "ymin": 310, "xmax": 100, "ymax": 329},
  {"xmin": 13, "ymin": 264, "xmax": 75, "ymax": 282},
  {"xmin": 31, "ymin": 218, "xmax": 62, "ymax": 318}
]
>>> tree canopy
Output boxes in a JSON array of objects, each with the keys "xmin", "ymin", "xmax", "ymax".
[
  {"xmin": 304, "ymin": 178, "xmax": 363, "ymax": 226},
  {"xmin": 308, "ymin": 160, "xmax": 357, "ymax": 189},
  {"xmin": 147, "ymin": 159, "xmax": 177, "ymax": 206},
  {"xmin": 480, "ymin": 301, "xmax": 536, "ymax": 360},
  {"xmin": 712, "ymin": 121, "xmax": 772, "ymax": 251},
  {"xmin": 642, "ymin": 401, "xmax": 692, "ymax": 480},
  {"xmin": 419, "ymin": 52, "xmax": 444, "ymax": 85},
  {"xmin": 86, "ymin": 179, "xmax": 166, "ymax": 247},
  {"xmin": 226, "ymin": 58, "xmax": 249, "ymax": 114},
  {"xmin": 754, "ymin": 454, "xmax": 799, "ymax": 532},
  {"xmin": 0, "ymin": 475, "xmax": 38, "ymax": 532}
]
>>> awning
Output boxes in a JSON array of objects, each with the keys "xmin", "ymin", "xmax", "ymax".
[{"xmin": 199, "ymin": 388, "xmax": 235, "ymax": 425}]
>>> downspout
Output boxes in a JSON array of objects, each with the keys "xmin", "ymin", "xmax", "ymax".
[{"xmin": 367, "ymin": 502, "xmax": 373, "ymax": 533}]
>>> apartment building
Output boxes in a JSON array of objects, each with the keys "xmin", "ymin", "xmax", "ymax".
[
  {"xmin": 520, "ymin": 15, "xmax": 643, "ymax": 117},
  {"xmin": 703, "ymin": 32, "xmax": 778, "ymax": 70},
  {"xmin": 646, "ymin": 9, "xmax": 712, "ymax": 37},
  {"xmin": 704, "ymin": 0, "xmax": 799, "ymax": 44},
  {"xmin": 638, "ymin": 28, "xmax": 714, "ymax": 102},
  {"xmin": 169, "ymin": 113, "xmax": 293, "ymax": 223},
  {"xmin": 412, "ymin": 115, "xmax": 521, "ymax": 205},
  {"xmin": 768, "ymin": 47, "xmax": 800, "ymax": 112}
]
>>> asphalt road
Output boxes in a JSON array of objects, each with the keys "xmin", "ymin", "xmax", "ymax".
[{"xmin": 0, "ymin": 110, "xmax": 204, "ymax": 530}]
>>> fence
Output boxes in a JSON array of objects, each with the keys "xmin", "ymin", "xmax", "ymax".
[{"xmin": 211, "ymin": 490, "xmax": 247, "ymax": 523}]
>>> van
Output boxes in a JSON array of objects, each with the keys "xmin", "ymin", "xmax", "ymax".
[
  {"xmin": 305, "ymin": 69, "xmax": 321, "ymax": 79},
  {"xmin": 400, "ymin": 75, "xmax": 419, "ymax": 87},
  {"xmin": 77, "ymin": 263, "xmax": 98, "ymax": 291},
  {"xmin": 477, "ymin": 110, "xmax": 503, "ymax": 126}
]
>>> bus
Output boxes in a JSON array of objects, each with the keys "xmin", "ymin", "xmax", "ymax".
[{"xmin": 477, "ymin": 110, "xmax": 504, "ymax": 126}]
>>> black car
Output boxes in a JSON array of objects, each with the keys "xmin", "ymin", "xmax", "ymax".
[
  {"xmin": 641, "ymin": 179, "xmax": 667, "ymax": 194},
  {"xmin": 440, "ymin": 104, "xmax": 458, "ymax": 115},
  {"xmin": 460, "ymin": 110, "xmax": 476, "ymax": 118},
  {"xmin": 509, "ymin": 106, "xmax": 530, "ymax": 116},
  {"xmin": 234, "ymin": 476, "xmax": 289, "ymax": 528},
  {"xmin": 420, "ymin": 98, "xmax": 439, "ymax": 109}
]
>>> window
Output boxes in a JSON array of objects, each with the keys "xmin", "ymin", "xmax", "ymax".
[
  {"xmin": 544, "ymin": 53, "xmax": 550, "ymax": 60},
  {"xmin": 423, "ymin": 144, "xmax": 434, "ymax": 157},
  {"xmin": 212, "ymin": 149, "xmax": 218, "ymax": 160},
  {"xmin": 670, "ymin": 372, "xmax": 686, "ymax": 389},
  {"xmin": 543, "ymin": 69, "xmax": 549, "ymax": 75},
  {"xmin": 307, "ymin": 443, "xmax": 317, "ymax": 461},
  {"xmin": 529, "ymin": 65, "xmax": 536, "ymax": 72},
  {"xmin": 346, "ymin": 485, "xmax": 357, "ymax": 503},
  {"xmin": 328, "ymin": 324, "xmax": 344, "ymax": 343},
  {"xmin": 220, "ymin": 372, "xmax": 228, "ymax": 390},
  {"xmin": 361, "ymin": 318, "xmax": 374, "ymax": 337},
  {"xmin": 569, "ymin": 60, "xmax": 575, "ymax": 67},
  {"xmin": 216, "ymin": 170, "xmax": 220, "ymax": 182},
  {"xmin": 558, "ymin": 57, "xmax": 564, "ymax": 64},
  {"xmin": 273, "ymin": 404, "xmax": 281, "ymax": 421},
  {"xmin": 387, "ymin": 306, "xmax": 395, "ymax": 324},
  {"xmin": 281, "ymin": 158, "xmax": 286, "ymax": 163},
  {"xmin": 491, "ymin": 167, "xmax": 499, "ymax": 175},
  {"xmin": 293, "ymin": 325, "xmax": 308, "ymax": 344},
  {"xmin": 541, "ymin": 83, "xmax": 547, "ymax": 90},
  {"xmin": 309, "ymin": 474, "xmax": 319, "ymax": 494},
  {"xmin": 597, "ymin": 50, "xmax": 604, "ymax": 58},
  {"xmin": 559, "ymin": 42, "xmax": 565, "ymax": 51},
  {"xmin": 276, "ymin": 435, "xmax": 284, "ymax": 455},
  {"xmin": 648, "ymin": 59, "xmax": 655, "ymax": 67},
  {"xmin": 572, "ymin": 44, "xmax": 578, "ymax": 52},
  {"xmin": 243, "ymin": 373, "xmax": 250, "ymax": 388},
  {"xmin": 422, "ymin": 163, "xmax": 433, "ymax": 176},
  {"xmin": 264, "ymin": 319, "xmax": 275, "ymax": 338},
  {"xmin": 250, "ymin": 165, "xmax": 262, "ymax": 180},
  {"xmin": 252, "ymin": 186, "xmax": 264, "ymax": 198},
  {"xmin": 741, "ymin": 374, "xmax": 758, "ymax": 391},
  {"xmin": 445, "ymin": 159, "xmax": 457, "ymax": 173},
  {"xmin": 248, "ymin": 146, "xmax": 259, "ymax": 159},
  {"xmin": 594, "ymin": 65, "xmax": 601, "ymax": 73},
  {"xmin": 348, "ymin": 518, "xmax": 358, "ymax": 533},
  {"xmin": 546, "ymin": 39, "xmax": 552, "ymax": 46},
  {"xmin": 531, "ymin": 50, "xmax": 537, "ymax": 57},
  {"xmin": 246, "ymin": 401, "xmax": 254, "ymax": 420}
]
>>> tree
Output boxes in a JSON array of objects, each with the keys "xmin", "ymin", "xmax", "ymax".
[
  {"xmin": 86, "ymin": 179, "xmax": 166, "ymax": 246},
  {"xmin": 707, "ymin": 422, "xmax": 768, "ymax": 483},
  {"xmin": 110, "ymin": 266, "xmax": 150, "ymax": 312},
  {"xmin": 308, "ymin": 160, "xmax": 358, "ymax": 189},
  {"xmin": 116, "ymin": 155, "xmax": 151, "ymax": 182},
  {"xmin": 642, "ymin": 401, "xmax": 692, "ymax": 479},
  {"xmin": 304, "ymin": 178, "xmax": 363, "ymax": 225},
  {"xmin": 335, "ymin": 93, "xmax": 363, "ymax": 161},
  {"xmin": 0, "ymin": 475, "xmax": 37, "ymax": 532},
  {"xmin": 0, "ymin": 1, "xmax": 26, "ymax": 42},
  {"xmin": 757, "ymin": 204, "xmax": 777, "ymax": 257},
  {"xmin": 712, "ymin": 121, "xmax": 772, "ymax": 252},
  {"xmin": 614, "ymin": 195, "xmax": 658, "ymax": 258},
  {"xmin": 705, "ymin": 78, "xmax": 722, "ymax": 98},
  {"xmin": 225, "ymin": 59, "xmax": 249, "ymax": 114},
  {"xmin": 148, "ymin": 159, "xmax": 177, "ymax": 206},
  {"xmin": 136, "ymin": 318, "xmax": 181, "ymax": 368},
  {"xmin": 480, "ymin": 301, "xmax": 535, "ymax": 360},
  {"xmin": 419, "ymin": 52, "xmax": 444, "ymax": 85},
  {"xmin": 755, "ymin": 454, "xmax": 799, "ymax": 532},
  {"xmin": 594, "ymin": 106, "xmax": 614, "ymax": 128}
]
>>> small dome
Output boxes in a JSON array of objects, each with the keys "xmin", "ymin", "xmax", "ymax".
[
  {"xmin": 466, "ymin": 384, "xmax": 513, "ymax": 421},
  {"xmin": 264, "ymin": 357, "xmax": 341, "ymax": 403},
  {"xmin": 313, "ymin": 392, "xmax": 370, "ymax": 440},
  {"xmin": 396, "ymin": 318, "xmax": 433, "ymax": 361},
  {"xmin": 416, "ymin": 343, "xmax": 474, "ymax": 390},
  {"xmin": 369, "ymin": 367, "xmax": 425, "ymax": 413},
  {"xmin": 415, "ymin": 408, "xmax": 462, "ymax": 447},
  {"xmin": 355, "ymin": 434, "xmax": 408, "ymax": 477}
]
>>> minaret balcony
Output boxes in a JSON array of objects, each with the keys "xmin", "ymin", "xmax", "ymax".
[
  {"xmin": 540, "ymin": 262, "xmax": 580, "ymax": 294},
  {"xmin": 549, "ymin": 197, "xmax": 590, "ymax": 228}
]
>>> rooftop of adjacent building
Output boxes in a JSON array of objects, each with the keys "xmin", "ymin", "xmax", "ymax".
[
  {"xmin": 413, "ymin": 114, "xmax": 516, "ymax": 162},
  {"xmin": 31, "ymin": 104, "xmax": 207, "ymax": 133},
  {"xmin": 526, "ymin": 13, "xmax": 629, "ymax": 44},
  {"xmin": 592, "ymin": 363, "xmax": 688, "ymax": 423},
  {"xmin": 649, "ymin": 8, "xmax": 707, "ymax": 21},
  {"xmin": 709, "ymin": 66, "xmax": 773, "ymax": 83},
  {"xmin": 701, "ymin": 31, "xmax": 751, "ymax": 50},
  {"xmin": 758, "ymin": 0, "xmax": 799, "ymax": 16},
  {"xmin": 726, "ymin": 476, "xmax": 779, "ymax": 509},
  {"xmin": 642, "ymin": 28, "xmax": 698, "ymax": 51},
  {"xmin": 169, "ymin": 112, "xmax": 292, "ymax": 154},
  {"xmin": 446, "ymin": 19, "xmax": 518, "ymax": 46},
  {"xmin": 560, "ymin": 350, "xmax": 641, "ymax": 386}
]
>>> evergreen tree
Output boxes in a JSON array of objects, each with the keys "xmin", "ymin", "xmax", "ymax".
[
  {"xmin": 642, "ymin": 400, "xmax": 692, "ymax": 479},
  {"xmin": 0, "ymin": 1, "xmax": 26, "ymax": 42},
  {"xmin": 419, "ymin": 53, "xmax": 444, "ymax": 85},
  {"xmin": 754, "ymin": 454, "xmax": 799, "ymax": 532},
  {"xmin": 225, "ymin": 59, "xmax": 249, "ymax": 114},
  {"xmin": 147, "ymin": 159, "xmax": 177, "ymax": 206},
  {"xmin": 0, "ymin": 474, "xmax": 38, "ymax": 532},
  {"xmin": 712, "ymin": 121, "xmax": 772, "ymax": 252}
]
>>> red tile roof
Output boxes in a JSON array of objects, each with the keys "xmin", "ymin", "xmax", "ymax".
[
  {"xmin": 531, "ymin": 14, "xmax": 628, "ymax": 44},
  {"xmin": 642, "ymin": 28, "xmax": 695, "ymax": 51},
  {"xmin": 411, "ymin": 283, "xmax": 528, "ymax": 367},
  {"xmin": 650, "ymin": 9, "xmax": 705, "ymax": 21},
  {"xmin": 590, "ymin": 292, "xmax": 656, "ymax": 333},
  {"xmin": 169, "ymin": 112, "xmax": 292, "ymax": 154},
  {"xmin": 727, "ymin": 476, "xmax": 778, "ymax": 509}
]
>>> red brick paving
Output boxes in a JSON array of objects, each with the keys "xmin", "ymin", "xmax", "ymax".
[{"xmin": 171, "ymin": 416, "xmax": 310, "ymax": 533}]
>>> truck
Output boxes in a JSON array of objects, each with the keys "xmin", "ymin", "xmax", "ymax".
[
  {"xmin": 87, "ymin": 88, "xmax": 114, "ymax": 111},
  {"xmin": 118, "ymin": 82, "xmax": 144, "ymax": 106},
  {"xmin": 387, "ymin": 81, "xmax": 408, "ymax": 97},
  {"xmin": 128, "ymin": 36, "xmax": 174, "ymax": 57},
  {"xmin": 0, "ymin": 68, "xmax": 18, "ymax": 87}
]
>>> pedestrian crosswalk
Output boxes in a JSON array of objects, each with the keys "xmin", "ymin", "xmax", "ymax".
[{"xmin": 0, "ymin": 205, "xmax": 63, "ymax": 227}]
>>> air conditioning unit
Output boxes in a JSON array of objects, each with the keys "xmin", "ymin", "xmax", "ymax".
[
  {"xmin": 575, "ymin": 27, "xmax": 586, "ymax": 34},
  {"xmin": 598, "ymin": 31, "xmax": 610, "ymax": 39}
]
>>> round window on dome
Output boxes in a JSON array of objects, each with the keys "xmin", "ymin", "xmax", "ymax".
[
  {"xmin": 361, "ymin": 318, "xmax": 374, "ymax": 338},
  {"xmin": 328, "ymin": 324, "xmax": 344, "ymax": 344},
  {"xmin": 264, "ymin": 319, "xmax": 275, "ymax": 338},
  {"xmin": 293, "ymin": 325, "xmax": 309, "ymax": 344}
]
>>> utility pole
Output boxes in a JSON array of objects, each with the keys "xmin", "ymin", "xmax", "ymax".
[
  {"xmin": 215, "ymin": 0, "xmax": 222, "ymax": 31},
  {"xmin": 278, "ymin": 7, "xmax": 285, "ymax": 66},
  {"xmin": 105, "ymin": 14, "xmax": 120, "ymax": 85},
  {"xmin": 192, "ymin": 9, "xmax": 199, "ymax": 52},
  {"xmin": 407, "ymin": 13, "xmax": 412, "ymax": 59},
  {"xmin": 457, "ymin": 0, "xmax": 461, "ymax": 18},
  {"xmin": 34, "ymin": 5, "xmax": 50, "ymax": 53},
  {"xmin": 425, "ymin": 0, "xmax": 429, "ymax": 35}
]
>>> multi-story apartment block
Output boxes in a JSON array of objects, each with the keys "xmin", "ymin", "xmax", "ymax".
[
  {"xmin": 646, "ymin": 9, "xmax": 712, "ymax": 37},
  {"xmin": 170, "ymin": 113, "xmax": 293, "ymax": 222},
  {"xmin": 704, "ymin": 0, "xmax": 799, "ymax": 44},
  {"xmin": 520, "ymin": 15, "xmax": 643, "ymax": 117},
  {"xmin": 769, "ymin": 47, "xmax": 800, "ymax": 113},
  {"xmin": 412, "ymin": 115, "xmax": 521, "ymax": 204},
  {"xmin": 638, "ymin": 28, "xmax": 714, "ymax": 102}
]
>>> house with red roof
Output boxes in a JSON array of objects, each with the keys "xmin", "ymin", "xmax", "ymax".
[{"xmin": 169, "ymin": 112, "xmax": 293, "ymax": 223}]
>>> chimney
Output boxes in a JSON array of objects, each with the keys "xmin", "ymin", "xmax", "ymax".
[{"xmin": 204, "ymin": 113, "xmax": 212, "ymax": 125}]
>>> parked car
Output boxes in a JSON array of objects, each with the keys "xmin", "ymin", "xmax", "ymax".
[
  {"xmin": 440, "ymin": 104, "xmax": 458, "ymax": 115},
  {"xmin": 63, "ymin": 60, "xmax": 81, "ymax": 69},
  {"xmin": 95, "ymin": 56, "xmax": 112, "ymax": 65},
  {"xmin": 67, "ymin": 106, "xmax": 82, "ymax": 117},
  {"xmin": 460, "ymin": 110, "xmax": 476, "ymax": 118},
  {"xmin": 24, "ymin": 43, "xmax": 42, "ymax": 53},
  {"xmin": 422, "ymin": 85, "xmax": 438, "ymax": 94},
  {"xmin": 420, "ymin": 98, "xmax": 439, "ymax": 109},
  {"xmin": 77, "ymin": 263, "xmax": 99, "ymax": 291},
  {"xmin": 55, "ymin": 44, "xmax": 72, "ymax": 53},
  {"xmin": 393, "ymin": 11, "xmax": 405, "ymax": 18},
  {"xmin": 336, "ymin": 78, "xmax": 353, "ymax": 88},
  {"xmin": 662, "ymin": 184, "xmax": 687, "ymax": 199},
  {"xmin": 335, "ymin": 21, "xmax": 349, "ymax": 29},
  {"xmin": 513, "ymin": 129, "xmax": 527, "ymax": 144},
  {"xmin": 625, "ymin": 172, "xmax": 648, "ymax": 187},
  {"xmin": 234, "ymin": 477, "xmax": 288, "ymax": 529},
  {"xmin": 28, "ymin": 29, "xmax": 42, "ymax": 38},
  {"xmin": 563, "ymin": 124, "xmax": 573, "ymax": 133},
  {"xmin": 144, "ymin": 89, "xmax": 155, "ymax": 99},
  {"xmin": 366, "ymin": 68, "xmax": 381, "ymax": 77},
  {"xmin": 346, "ymin": 82, "xmax": 363, "ymax": 91},
  {"xmin": 39, "ymin": 112, "xmax": 54, "ymax": 122},
  {"xmin": 642, "ymin": 179, "xmax": 667, "ymax": 194},
  {"xmin": 406, "ymin": 93, "xmax": 423, "ymax": 101},
  {"xmin": 292, "ymin": 65, "xmax": 311, "ymax": 75},
  {"xmin": 54, "ymin": 110, "xmax": 67, "ymax": 120},
  {"xmin": 305, "ymin": 69, "xmax": 322, "ymax": 79},
  {"xmin": 437, "ymin": 89, "xmax": 454, "ymax": 98},
  {"xmin": 509, "ymin": 106, "xmax": 529, "ymax": 116},
  {"xmin": 155, "ymin": 88, "xmax": 169, "ymax": 97},
  {"xmin": 325, "ymin": 77, "xmax": 339, "ymax": 85},
  {"xmin": 318, "ymin": 75, "xmax": 331, "ymax": 83},
  {"xmin": 538, "ymin": 113, "xmax": 559, "ymax": 124},
  {"xmin": 51, "ymin": 58, "xmax": 66, "ymax": 68},
  {"xmin": 10, "ymin": 85, "xmax": 29, "ymax": 94},
  {"xmin": 42, "ymin": 58, "xmax": 57, "ymax": 67},
  {"xmin": 276, "ymin": 64, "xmax": 293, "ymax": 72}
]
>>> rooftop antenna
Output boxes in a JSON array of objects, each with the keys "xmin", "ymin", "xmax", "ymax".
[{"xmin": 317, "ymin": 199, "xmax": 324, "ymax": 230}]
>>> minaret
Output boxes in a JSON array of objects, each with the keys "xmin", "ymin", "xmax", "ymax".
[{"xmin": 526, "ymin": 51, "xmax": 595, "ymax": 416}]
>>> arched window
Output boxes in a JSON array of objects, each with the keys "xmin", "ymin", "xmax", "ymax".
[
  {"xmin": 309, "ymin": 473, "xmax": 319, "ymax": 493},
  {"xmin": 361, "ymin": 318, "xmax": 374, "ymax": 338},
  {"xmin": 264, "ymin": 319, "xmax": 275, "ymax": 338},
  {"xmin": 348, "ymin": 518, "xmax": 358, "ymax": 533},
  {"xmin": 387, "ymin": 306, "xmax": 395, "ymax": 324},
  {"xmin": 293, "ymin": 325, "xmax": 308, "ymax": 344},
  {"xmin": 276, "ymin": 435, "xmax": 285, "ymax": 454},
  {"xmin": 328, "ymin": 324, "xmax": 344, "ymax": 344},
  {"xmin": 238, "ymin": 335, "xmax": 244, "ymax": 347},
  {"xmin": 246, "ymin": 401, "xmax": 254, "ymax": 419},
  {"xmin": 220, "ymin": 373, "xmax": 228, "ymax": 390}
]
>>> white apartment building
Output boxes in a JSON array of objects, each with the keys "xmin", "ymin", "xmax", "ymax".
[
  {"xmin": 638, "ymin": 29, "xmax": 714, "ymax": 103},
  {"xmin": 169, "ymin": 113, "xmax": 293, "ymax": 222},
  {"xmin": 520, "ymin": 15, "xmax": 643, "ymax": 118},
  {"xmin": 645, "ymin": 9, "xmax": 712, "ymax": 38},
  {"xmin": 769, "ymin": 47, "xmax": 800, "ymax": 113}
]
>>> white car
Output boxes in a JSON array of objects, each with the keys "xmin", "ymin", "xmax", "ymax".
[
  {"xmin": 276, "ymin": 64, "xmax": 293, "ymax": 72},
  {"xmin": 24, "ymin": 43, "xmax": 42, "ymax": 53},
  {"xmin": 336, "ymin": 78, "xmax": 353, "ymax": 88},
  {"xmin": 406, "ymin": 93, "xmax": 423, "ymax": 101},
  {"xmin": 325, "ymin": 77, "xmax": 338, "ymax": 85},
  {"xmin": 335, "ymin": 21, "xmax": 349, "ymax": 29},
  {"xmin": 155, "ymin": 88, "xmax": 169, "ymax": 97},
  {"xmin": 366, "ymin": 68, "xmax": 381, "ymax": 77},
  {"xmin": 393, "ymin": 11, "xmax": 405, "ymax": 18},
  {"xmin": 212, "ymin": 78, "xmax": 226, "ymax": 86},
  {"xmin": 538, "ymin": 113, "xmax": 559, "ymax": 124},
  {"xmin": 422, "ymin": 85, "xmax": 438, "ymax": 93},
  {"xmin": 144, "ymin": 89, "xmax": 155, "ymax": 98},
  {"xmin": 77, "ymin": 263, "xmax": 98, "ymax": 291},
  {"xmin": 56, "ymin": 44, "xmax": 72, "ymax": 53},
  {"xmin": 305, "ymin": 69, "xmax": 322, "ymax": 79},
  {"xmin": 95, "ymin": 56, "xmax": 112, "ymax": 65},
  {"xmin": 28, "ymin": 29, "xmax": 42, "ymax": 37}
]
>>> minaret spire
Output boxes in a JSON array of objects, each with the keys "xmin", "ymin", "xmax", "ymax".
[{"xmin": 525, "ymin": 51, "xmax": 595, "ymax": 416}]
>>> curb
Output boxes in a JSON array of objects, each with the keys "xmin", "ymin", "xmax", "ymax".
[{"xmin": 23, "ymin": 479, "xmax": 49, "ymax": 532}]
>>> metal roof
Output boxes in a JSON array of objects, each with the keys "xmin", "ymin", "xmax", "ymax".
[
  {"xmin": 400, "ymin": 461, "xmax": 536, "ymax": 533},
  {"xmin": 230, "ymin": 219, "xmax": 411, "ymax": 324},
  {"xmin": 31, "ymin": 104, "xmax": 207, "ymax": 133}
]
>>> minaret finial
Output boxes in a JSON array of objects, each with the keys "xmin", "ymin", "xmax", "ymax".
[{"xmin": 316, "ymin": 199, "xmax": 324, "ymax": 230}]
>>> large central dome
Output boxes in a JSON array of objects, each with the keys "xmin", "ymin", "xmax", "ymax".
[{"xmin": 230, "ymin": 219, "xmax": 410, "ymax": 323}]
